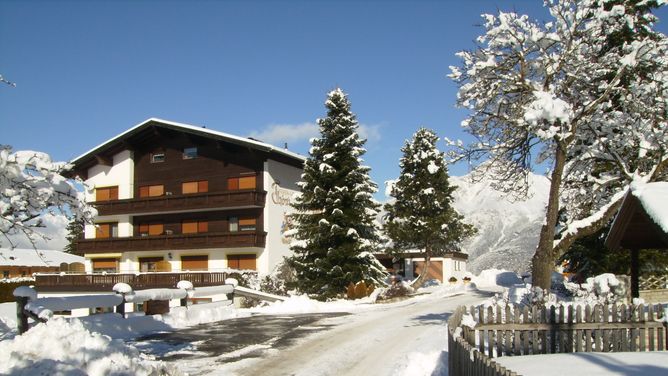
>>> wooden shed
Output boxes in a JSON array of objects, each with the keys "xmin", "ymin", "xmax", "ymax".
[{"xmin": 605, "ymin": 182, "xmax": 668, "ymax": 298}]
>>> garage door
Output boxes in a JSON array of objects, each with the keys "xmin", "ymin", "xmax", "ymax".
[
  {"xmin": 227, "ymin": 254, "xmax": 257, "ymax": 270},
  {"xmin": 413, "ymin": 260, "xmax": 443, "ymax": 282},
  {"xmin": 181, "ymin": 255, "xmax": 208, "ymax": 271}
]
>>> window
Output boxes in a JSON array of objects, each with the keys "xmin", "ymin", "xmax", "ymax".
[
  {"xmin": 181, "ymin": 255, "xmax": 208, "ymax": 271},
  {"xmin": 139, "ymin": 223, "xmax": 164, "ymax": 236},
  {"xmin": 139, "ymin": 257, "xmax": 163, "ymax": 273},
  {"xmin": 92, "ymin": 258, "xmax": 118, "ymax": 273},
  {"xmin": 227, "ymin": 217, "xmax": 255, "ymax": 232},
  {"xmin": 2, "ymin": 271, "xmax": 9, "ymax": 279},
  {"xmin": 240, "ymin": 218, "xmax": 257, "ymax": 231},
  {"xmin": 182, "ymin": 180, "xmax": 208, "ymax": 194},
  {"xmin": 227, "ymin": 176, "xmax": 256, "ymax": 190},
  {"xmin": 95, "ymin": 186, "xmax": 118, "ymax": 202},
  {"xmin": 151, "ymin": 152, "xmax": 165, "ymax": 163},
  {"xmin": 96, "ymin": 222, "xmax": 118, "ymax": 239},
  {"xmin": 183, "ymin": 147, "xmax": 198, "ymax": 159},
  {"xmin": 229, "ymin": 217, "xmax": 238, "ymax": 232},
  {"xmin": 182, "ymin": 220, "xmax": 208, "ymax": 234},
  {"xmin": 227, "ymin": 254, "xmax": 256, "ymax": 270},
  {"xmin": 138, "ymin": 184, "xmax": 164, "ymax": 198}
]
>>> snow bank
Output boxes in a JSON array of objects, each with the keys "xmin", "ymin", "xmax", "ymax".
[
  {"xmin": 250, "ymin": 295, "xmax": 360, "ymax": 315},
  {"xmin": 0, "ymin": 318, "xmax": 176, "ymax": 375},
  {"xmin": 472, "ymin": 269, "xmax": 522, "ymax": 288}
]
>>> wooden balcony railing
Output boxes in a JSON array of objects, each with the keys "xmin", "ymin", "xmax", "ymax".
[
  {"xmin": 77, "ymin": 231, "xmax": 267, "ymax": 254},
  {"xmin": 93, "ymin": 190, "xmax": 266, "ymax": 216},
  {"xmin": 34, "ymin": 272, "xmax": 229, "ymax": 292}
]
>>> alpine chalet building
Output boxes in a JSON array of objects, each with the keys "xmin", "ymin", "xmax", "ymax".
[{"xmin": 70, "ymin": 118, "xmax": 304, "ymax": 275}]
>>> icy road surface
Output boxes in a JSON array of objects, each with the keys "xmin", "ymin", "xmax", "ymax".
[{"xmin": 141, "ymin": 290, "xmax": 490, "ymax": 376}]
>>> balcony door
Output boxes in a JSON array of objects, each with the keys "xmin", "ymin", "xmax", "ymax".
[{"xmin": 139, "ymin": 257, "xmax": 164, "ymax": 272}]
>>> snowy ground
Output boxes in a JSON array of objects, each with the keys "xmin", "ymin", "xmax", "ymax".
[
  {"xmin": 156, "ymin": 288, "xmax": 490, "ymax": 376},
  {"xmin": 2, "ymin": 270, "xmax": 666, "ymax": 375},
  {"xmin": 495, "ymin": 352, "xmax": 668, "ymax": 376}
]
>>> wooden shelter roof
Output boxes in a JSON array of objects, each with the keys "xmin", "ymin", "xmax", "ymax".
[{"xmin": 605, "ymin": 183, "xmax": 668, "ymax": 251}]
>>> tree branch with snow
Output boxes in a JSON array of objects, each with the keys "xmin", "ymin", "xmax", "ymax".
[
  {"xmin": 0, "ymin": 146, "xmax": 96, "ymax": 249},
  {"xmin": 449, "ymin": 0, "xmax": 668, "ymax": 290}
]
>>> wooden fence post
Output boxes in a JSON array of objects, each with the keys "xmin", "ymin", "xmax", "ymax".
[
  {"xmin": 16, "ymin": 296, "xmax": 29, "ymax": 334},
  {"xmin": 115, "ymin": 293, "xmax": 126, "ymax": 318}
]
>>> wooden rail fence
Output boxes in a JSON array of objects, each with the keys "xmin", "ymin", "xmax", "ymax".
[
  {"xmin": 35, "ymin": 272, "xmax": 229, "ymax": 292},
  {"xmin": 449, "ymin": 303, "xmax": 667, "ymax": 376}
]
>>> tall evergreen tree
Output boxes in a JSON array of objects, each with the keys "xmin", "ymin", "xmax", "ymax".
[
  {"xmin": 64, "ymin": 219, "xmax": 83, "ymax": 254},
  {"xmin": 287, "ymin": 88, "xmax": 386, "ymax": 299},
  {"xmin": 384, "ymin": 128, "xmax": 475, "ymax": 288}
]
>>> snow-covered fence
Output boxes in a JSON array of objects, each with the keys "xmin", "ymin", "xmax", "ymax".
[
  {"xmin": 450, "ymin": 303, "xmax": 668, "ymax": 371},
  {"xmin": 447, "ymin": 305, "xmax": 517, "ymax": 376},
  {"xmin": 13, "ymin": 280, "xmax": 199, "ymax": 333}
]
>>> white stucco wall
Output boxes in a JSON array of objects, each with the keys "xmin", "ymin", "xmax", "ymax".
[
  {"xmin": 85, "ymin": 150, "xmax": 134, "ymax": 202},
  {"xmin": 263, "ymin": 159, "xmax": 302, "ymax": 274},
  {"xmin": 84, "ymin": 215, "xmax": 132, "ymax": 239},
  {"xmin": 403, "ymin": 255, "xmax": 468, "ymax": 281}
]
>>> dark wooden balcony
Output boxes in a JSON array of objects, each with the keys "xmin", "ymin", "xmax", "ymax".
[
  {"xmin": 93, "ymin": 190, "xmax": 266, "ymax": 216},
  {"xmin": 34, "ymin": 272, "xmax": 229, "ymax": 292},
  {"xmin": 77, "ymin": 231, "xmax": 267, "ymax": 254}
]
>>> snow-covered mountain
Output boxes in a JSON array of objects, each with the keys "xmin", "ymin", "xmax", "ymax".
[{"xmin": 451, "ymin": 173, "xmax": 549, "ymax": 274}]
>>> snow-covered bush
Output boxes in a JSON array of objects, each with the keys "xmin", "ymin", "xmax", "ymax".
[
  {"xmin": 377, "ymin": 280, "xmax": 414, "ymax": 301},
  {"xmin": 259, "ymin": 261, "xmax": 296, "ymax": 296},
  {"xmin": 564, "ymin": 273, "xmax": 627, "ymax": 305}
]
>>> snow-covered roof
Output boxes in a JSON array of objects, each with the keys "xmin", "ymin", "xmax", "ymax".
[
  {"xmin": 631, "ymin": 182, "xmax": 668, "ymax": 233},
  {"xmin": 0, "ymin": 248, "xmax": 84, "ymax": 268},
  {"xmin": 605, "ymin": 182, "xmax": 668, "ymax": 251},
  {"xmin": 71, "ymin": 118, "xmax": 306, "ymax": 167}
]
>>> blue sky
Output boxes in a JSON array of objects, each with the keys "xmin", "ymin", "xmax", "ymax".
[{"xmin": 2, "ymin": 0, "xmax": 667, "ymax": 200}]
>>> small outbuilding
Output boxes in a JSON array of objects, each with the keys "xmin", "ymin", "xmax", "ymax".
[
  {"xmin": 605, "ymin": 182, "xmax": 668, "ymax": 299},
  {"xmin": 0, "ymin": 248, "xmax": 85, "ymax": 279}
]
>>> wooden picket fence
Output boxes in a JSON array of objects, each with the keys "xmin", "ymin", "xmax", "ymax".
[
  {"xmin": 449, "ymin": 303, "xmax": 668, "ymax": 376},
  {"xmin": 448, "ymin": 306, "xmax": 517, "ymax": 376}
]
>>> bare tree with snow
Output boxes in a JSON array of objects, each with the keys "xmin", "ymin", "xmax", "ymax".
[
  {"xmin": 449, "ymin": 0, "xmax": 668, "ymax": 290},
  {"xmin": 0, "ymin": 146, "xmax": 95, "ymax": 249}
]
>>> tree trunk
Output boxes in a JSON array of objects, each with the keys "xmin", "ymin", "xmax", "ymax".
[
  {"xmin": 531, "ymin": 142, "xmax": 567, "ymax": 290},
  {"xmin": 411, "ymin": 248, "xmax": 432, "ymax": 290}
]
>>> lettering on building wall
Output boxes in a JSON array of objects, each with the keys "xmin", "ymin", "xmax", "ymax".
[{"xmin": 271, "ymin": 182, "xmax": 294, "ymax": 206}]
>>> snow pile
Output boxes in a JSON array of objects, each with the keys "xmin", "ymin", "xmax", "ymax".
[
  {"xmin": 472, "ymin": 269, "xmax": 523, "ymax": 288},
  {"xmin": 0, "ymin": 318, "xmax": 177, "ymax": 375},
  {"xmin": 160, "ymin": 301, "xmax": 239, "ymax": 329},
  {"xmin": 250, "ymin": 295, "xmax": 361, "ymax": 315}
]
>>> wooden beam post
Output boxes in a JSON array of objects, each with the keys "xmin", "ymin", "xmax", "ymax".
[
  {"xmin": 16, "ymin": 296, "xmax": 29, "ymax": 334},
  {"xmin": 631, "ymin": 248, "xmax": 640, "ymax": 299}
]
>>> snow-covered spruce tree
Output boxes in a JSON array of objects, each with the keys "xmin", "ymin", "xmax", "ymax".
[
  {"xmin": 448, "ymin": 0, "xmax": 668, "ymax": 290},
  {"xmin": 286, "ymin": 89, "xmax": 386, "ymax": 299},
  {"xmin": 384, "ymin": 128, "xmax": 475, "ymax": 289},
  {"xmin": 0, "ymin": 146, "xmax": 95, "ymax": 248}
]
